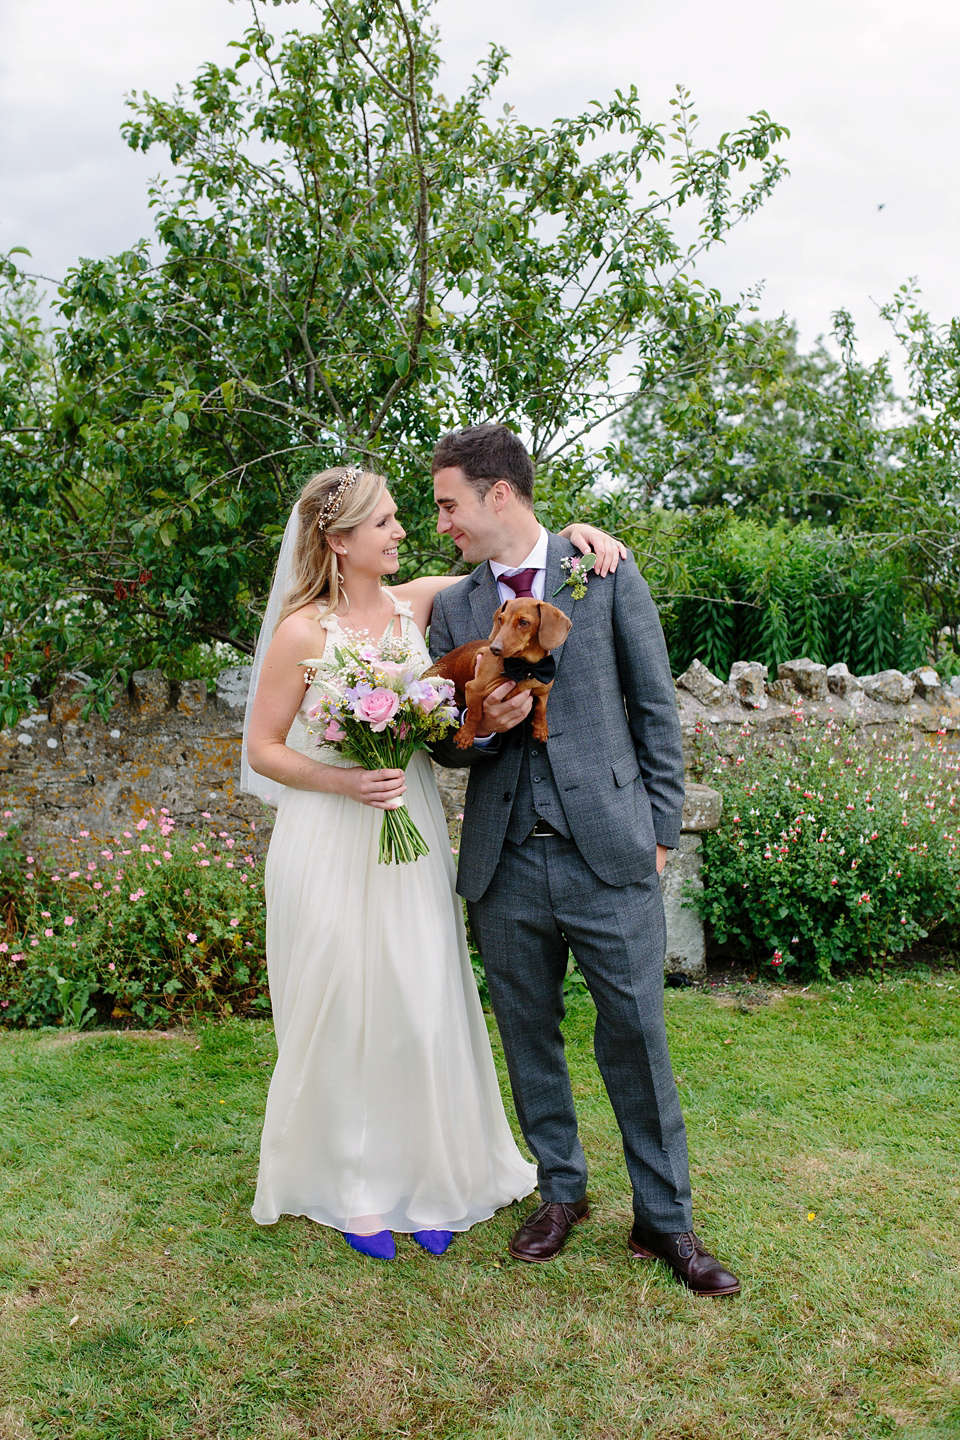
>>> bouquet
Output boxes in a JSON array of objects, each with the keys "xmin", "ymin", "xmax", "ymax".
[{"xmin": 301, "ymin": 633, "xmax": 459, "ymax": 864}]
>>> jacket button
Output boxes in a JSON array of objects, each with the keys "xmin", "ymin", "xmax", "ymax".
[{"xmin": 503, "ymin": 791, "xmax": 512, "ymax": 802}]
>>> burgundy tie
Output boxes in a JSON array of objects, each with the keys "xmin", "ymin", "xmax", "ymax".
[{"xmin": 499, "ymin": 567, "xmax": 539, "ymax": 600}]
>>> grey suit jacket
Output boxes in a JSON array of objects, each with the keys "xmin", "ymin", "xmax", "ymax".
[{"xmin": 430, "ymin": 533, "xmax": 685, "ymax": 902}]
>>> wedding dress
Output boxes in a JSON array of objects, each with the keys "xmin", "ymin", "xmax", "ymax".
[{"xmin": 251, "ymin": 590, "xmax": 536, "ymax": 1233}]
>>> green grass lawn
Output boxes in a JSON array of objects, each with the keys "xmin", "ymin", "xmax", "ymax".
[{"xmin": 1, "ymin": 976, "xmax": 958, "ymax": 1440}]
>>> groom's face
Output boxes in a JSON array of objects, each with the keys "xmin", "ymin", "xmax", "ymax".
[{"xmin": 433, "ymin": 466, "xmax": 506, "ymax": 563}]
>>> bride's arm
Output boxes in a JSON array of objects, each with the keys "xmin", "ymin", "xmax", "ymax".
[
  {"xmin": 390, "ymin": 574, "xmax": 463, "ymax": 634},
  {"xmin": 392, "ymin": 523, "xmax": 627, "ymax": 630},
  {"xmin": 246, "ymin": 612, "xmax": 406, "ymax": 810}
]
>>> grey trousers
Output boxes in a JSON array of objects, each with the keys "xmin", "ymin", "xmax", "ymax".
[{"xmin": 468, "ymin": 834, "xmax": 694, "ymax": 1232}]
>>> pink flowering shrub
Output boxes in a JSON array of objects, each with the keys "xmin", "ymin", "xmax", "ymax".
[
  {"xmin": 0, "ymin": 813, "xmax": 60, "ymax": 935},
  {"xmin": 694, "ymin": 713, "xmax": 960, "ymax": 977},
  {"xmin": 0, "ymin": 811, "xmax": 267, "ymax": 1027}
]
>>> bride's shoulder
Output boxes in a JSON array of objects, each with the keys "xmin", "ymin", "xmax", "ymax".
[{"xmin": 271, "ymin": 604, "xmax": 331, "ymax": 658}]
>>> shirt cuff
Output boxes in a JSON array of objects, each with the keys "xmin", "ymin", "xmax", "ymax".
[{"xmin": 461, "ymin": 707, "xmax": 497, "ymax": 747}]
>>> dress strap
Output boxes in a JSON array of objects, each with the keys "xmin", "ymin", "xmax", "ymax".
[
  {"xmin": 314, "ymin": 601, "xmax": 339, "ymax": 633},
  {"xmin": 387, "ymin": 590, "xmax": 415, "ymax": 621}
]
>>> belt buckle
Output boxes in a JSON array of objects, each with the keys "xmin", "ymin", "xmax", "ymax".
[{"xmin": 530, "ymin": 819, "xmax": 558, "ymax": 838}]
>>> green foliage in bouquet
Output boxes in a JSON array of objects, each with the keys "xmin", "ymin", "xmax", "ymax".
[
  {"xmin": 0, "ymin": 813, "xmax": 268, "ymax": 1029},
  {"xmin": 694, "ymin": 713, "xmax": 960, "ymax": 978}
]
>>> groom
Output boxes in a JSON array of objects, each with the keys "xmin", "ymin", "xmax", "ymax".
[{"xmin": 429, "ymin": 424, "xmax": 739, "ymax": 1296}]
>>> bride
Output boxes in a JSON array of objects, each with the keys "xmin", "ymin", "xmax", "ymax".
[{"xmin": 244, "ymin": 463, "xmax": 623, "ymax": 1259}]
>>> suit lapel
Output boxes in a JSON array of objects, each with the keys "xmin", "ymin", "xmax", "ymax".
[
  {"xmin": 468, "ymin": 563, "xmax": 501, "ymax": 641},
  {"xmin": 544, "ymin": 533, "xmax": 576, "ymax": 679}
]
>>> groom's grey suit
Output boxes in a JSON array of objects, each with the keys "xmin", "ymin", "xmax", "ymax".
[{"xmin": 430, "ymin": 532, "xmax": 693, "ymax": 1231}]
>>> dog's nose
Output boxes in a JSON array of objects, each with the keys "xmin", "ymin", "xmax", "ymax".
[{"xmin": 490, "ymin": 642, "xmax": 503, "ymax": 656}]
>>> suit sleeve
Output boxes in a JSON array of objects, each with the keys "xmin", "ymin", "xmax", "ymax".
[
  {"xmin": 611, "ymin": 553, "xmax": 685, "ymax": 849},
  {"xmin": 427, "ymin": 588, "xmax": 453, "ymax": 663},
  {"xmin": 428, "ymin": 588, "xmax": 502, "ymax": 770}
]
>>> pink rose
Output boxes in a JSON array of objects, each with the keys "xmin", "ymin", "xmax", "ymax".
[
  {"xmin": 324, "ymin": 718, "xmax": 347, "ymax": 742},
  {"xmin": 353, "ymin": 687, "xmax": 400, "ymax": 732}
]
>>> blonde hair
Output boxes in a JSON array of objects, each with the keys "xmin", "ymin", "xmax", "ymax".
[{"xmin": 277, "ymin": 466, "xmax": 387, "ymax": 625}]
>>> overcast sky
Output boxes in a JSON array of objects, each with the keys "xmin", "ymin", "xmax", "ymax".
[{"xmin": 2, "ymin": 0, "xmax": 958, "ymax": 374}]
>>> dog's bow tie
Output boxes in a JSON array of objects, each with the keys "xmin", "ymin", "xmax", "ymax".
[{"xmin": 502, "ymin": 655, "xmax": 557, "ymax": 686}]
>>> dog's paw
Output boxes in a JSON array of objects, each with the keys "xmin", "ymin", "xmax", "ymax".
[{"xmin": 454, "ymin": 728, "xmax": 476, "ymax": 750}]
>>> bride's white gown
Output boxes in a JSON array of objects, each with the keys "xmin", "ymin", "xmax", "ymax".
[{"xmin": 251, "ymin": 592, "xmax": 536, "ymax": 1233}]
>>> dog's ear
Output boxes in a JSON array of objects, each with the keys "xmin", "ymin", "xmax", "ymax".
[
  {"xmin": 488, "ymin": 603, "xmax": 508, "ymax": 642},
  {"xmin": 536, "ymin": 603, "xmax": 573, "ymax": 650}
]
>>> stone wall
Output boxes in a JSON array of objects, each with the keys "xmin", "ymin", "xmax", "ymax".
[
  {"xmin": 661, "ymin": 783, "xmax": 722, "ymax": 978},
  {"xmin": 674, "ymin": 655, "xmax": 960, "ymax": 752},
  {"xmin": 1, "ymin": 670, "xmax": 266, "ymax": 863},
  {"xmin": 4, "ymin": 655, "xmax": 950, "ymax": 842},
  {"xmin": 4, "ymin": 653, "xmax": 950, "ymax": 978},
  {"xmin": 1, "ymin": 663, "xmax": 724, "ymax": 974}
]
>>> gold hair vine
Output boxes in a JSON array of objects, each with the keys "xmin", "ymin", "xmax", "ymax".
[{"xmin": 317, "ymin": 464, "xmax": 364, "ymax": 532}]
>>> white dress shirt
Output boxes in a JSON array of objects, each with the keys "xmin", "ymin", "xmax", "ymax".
[
  {"xmin": 471, "ymin": 527, "xmax": 550, "ymax": 745},
  {"xmin": 488, "ymin": 526, "xmax": 549, "ymax": 603}
]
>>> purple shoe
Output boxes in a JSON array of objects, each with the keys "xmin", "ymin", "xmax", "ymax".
[
  {"xmin": 344, "ymin": 1230, "xmax": 395, "ymax": 1260},
  {"xmin": 413, "ymin": 1230, "xmax": 454, "ymax": 1255}
]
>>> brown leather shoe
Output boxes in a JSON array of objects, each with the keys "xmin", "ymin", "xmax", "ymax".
[
  {"xmin": 508, "ymin": 1200, "xmax": 589, "ymax": 1262},
  {"xmin": 628, "ymin": 1225, "xmax": 740, "ymax": 1296}
]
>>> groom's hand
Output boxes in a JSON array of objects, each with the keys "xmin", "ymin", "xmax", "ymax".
[{"xmin": 476, "ymin": 679, "xmax": 533, "ymax": 737}]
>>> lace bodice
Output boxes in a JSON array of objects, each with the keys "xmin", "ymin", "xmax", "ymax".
[{"xmin": 285, "ymin": 589, "xmax": 429, "ymax": 766}]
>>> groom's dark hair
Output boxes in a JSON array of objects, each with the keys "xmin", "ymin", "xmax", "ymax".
[{"xmin": 431, "ymin": 424, "xmax": 535, "ymax": 507}]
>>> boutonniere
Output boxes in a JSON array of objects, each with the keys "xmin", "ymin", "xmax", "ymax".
[{"xmin": 553, "ymin": 553, "xmax": 595, "ymax": 601}]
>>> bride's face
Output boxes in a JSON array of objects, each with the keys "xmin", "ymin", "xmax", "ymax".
[{"xmin": 334, "ymin": 490, "xmax": 406, "ymax": 578}]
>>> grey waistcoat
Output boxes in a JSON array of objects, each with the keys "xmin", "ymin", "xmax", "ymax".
[{"xmin": 504, "ymin": 728, "xmax": 572, "ymax": 843}]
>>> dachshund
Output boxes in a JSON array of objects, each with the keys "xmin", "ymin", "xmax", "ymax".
[{"xmin": 426, "ymin": 597, "xmax": 572, "ymax": 749}]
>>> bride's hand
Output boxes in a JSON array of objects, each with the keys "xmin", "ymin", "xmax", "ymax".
[
  {"xmin": 342, "ymin": 767, "xmax": 406, "ymax": 810},
  {"xmin": 561, "ymin": 523, "xmax": 628, "ymax": 577}
]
